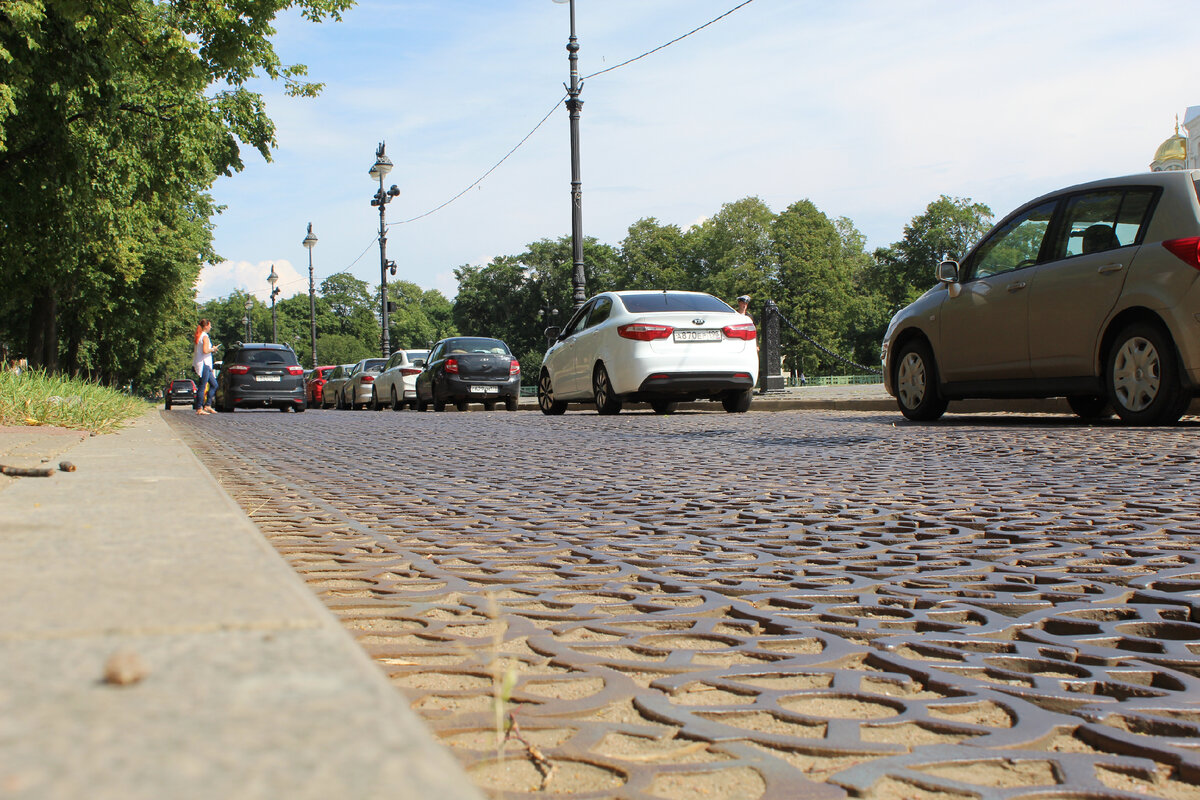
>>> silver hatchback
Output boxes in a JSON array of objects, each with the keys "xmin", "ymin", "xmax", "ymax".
[{"xmin": 882, "ymin": 170, "xmax": 1200, "ymax": 425}]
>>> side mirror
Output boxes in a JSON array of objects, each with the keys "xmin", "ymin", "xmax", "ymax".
[
  {"xmin": 412, "ymin": 359, "xmax": 426, "ymax": 368},
  {"xmin": 544, "ymin": 325, "xmax": 562, "ymax": 343},
  {"xmin": 936, "ymin": 260, "xmax": 960, "ymax": 284}
]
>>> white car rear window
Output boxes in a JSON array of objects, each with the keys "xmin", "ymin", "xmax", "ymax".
[{"xmin": 619, "ymin": 293, "xmax": 733, "ymax": 313}]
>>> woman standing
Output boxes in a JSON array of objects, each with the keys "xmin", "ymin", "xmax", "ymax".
[{"xmin": 192, "ymin": 319, "xmax": 219, "ymax": 414}]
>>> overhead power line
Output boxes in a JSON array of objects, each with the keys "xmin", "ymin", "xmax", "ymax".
[{"xmin": 389, "ymin": 0, "xmax": 758, "ymax": 228}]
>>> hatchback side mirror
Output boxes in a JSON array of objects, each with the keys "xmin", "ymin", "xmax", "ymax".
[
  {"xmin": 936, "ymin": 260, "xmax": 960, "ymax": 283},
  {"xmin": 544, "ymin": 325, "xmax": 562, "ymax": 343}
]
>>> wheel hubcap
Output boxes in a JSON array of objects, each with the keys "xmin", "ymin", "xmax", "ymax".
[
  {"xmin": 539, "ymin": 375, "xmax": 554, "ymax": 409},
  {"xmin": 1113, "ymin": 336, "xmax": 1160, "ymax": 412},
  {"xmin": 897, "ymin": 352, "xmax": 926, "ymax": 408}
]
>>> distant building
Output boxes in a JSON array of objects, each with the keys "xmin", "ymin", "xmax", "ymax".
[{"xmin": 1150, "ymin": 106, "xmax": 1199, "ymax": 171}]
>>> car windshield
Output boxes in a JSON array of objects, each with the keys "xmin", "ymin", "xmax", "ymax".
[
  {"xmin": 618, "ymin": 293, "xmax": 734, "ymax": 314},
  {"xmin": 363, "ymin": 359, "xmax": 386, "ymax": 372},
  {"xmin": 240, "ymin": 349, "xmax": 297, "ymax": 366},
  {"xmin": 443, "ymin": 338, "xmax": 510, "ymax": 355}
]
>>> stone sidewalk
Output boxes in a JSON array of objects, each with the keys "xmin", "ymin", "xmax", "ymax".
[{"xmin": 0, "ymin": 411, "xmax": 483, "ymax": 800}]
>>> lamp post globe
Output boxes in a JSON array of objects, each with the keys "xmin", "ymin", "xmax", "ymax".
[
  {"xmin": 267, "ymin": 265, "xmax": 279, "ymax": 343},
  {"xmin": 302, "ymin": 223, "xmax": 318, "ymax": 369},
  {"xmin": 553, "ymin": 0, "xmax": 587, "ymax": 310}
]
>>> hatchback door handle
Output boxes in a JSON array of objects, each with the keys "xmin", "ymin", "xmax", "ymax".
[
  {"xmin": 1097, "ymin": 263, "xmax": 1125, "ymax": 274},
  {"xmin": 1006, "ymin": 281, "xmax": 1027, "ymax": 292}
]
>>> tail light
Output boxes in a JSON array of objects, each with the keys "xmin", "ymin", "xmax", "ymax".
[
  {"xmin": 618, "ymin": 323, "xmax": 674, "ymax": 341},
  {"xmin": 723, "ymin": 323, "xmax": 757, "ymax": 340},
  {"xmin": 399, "ymin": 367, "xmax": 422, "ymax": 376},
  {"xmin": 510, "ymin": 360, "xmax": 521, "ymax": 376},
  {"xmin": 445, "ymin": 358, "xmax": 459, "ymax": 374},
  {"xmin": 361, "ymin": 374, "xmax": 374, "ymax": 383},
  {"xmin": 1163, "ymin": 237, "xmax": 1200, "ymax": 270},
  {"xmin": 227, "ymin": 365, "xmax": 250, "ymax": 375},
  {"xmin": 286, "ymin": 366, "xmax": 304, "ymax": 375}
]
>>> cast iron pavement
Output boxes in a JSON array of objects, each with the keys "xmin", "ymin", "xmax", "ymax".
[{"xmin": 167, "ymin": 407, "xmax": 1200, "ymax": 800}]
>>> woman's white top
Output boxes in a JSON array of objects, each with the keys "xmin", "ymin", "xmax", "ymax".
[{"xmin": 192, "ymin": 332, "xmax": 213, "ymax": 376}]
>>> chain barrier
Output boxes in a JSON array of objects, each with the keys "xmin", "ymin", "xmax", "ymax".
[{"xmin": 773, "ymin": 307, "xmax": 882, "ymax": 376}]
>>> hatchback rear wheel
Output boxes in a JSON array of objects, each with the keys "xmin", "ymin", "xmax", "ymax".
[
  {"xmin": 1105, "ymin": 322, "xmax": 1188, "ymax": 425},
  {"xmin": 722, "ymin": 389, "xmax": 752, "ymax": 413}
]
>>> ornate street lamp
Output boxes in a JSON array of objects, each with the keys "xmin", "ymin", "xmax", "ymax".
[
  {"xmin": 553, "ymin": 0, "xmax": 587, "ymax": 310},
  {"xmin": 370, "ymin": 142, "xmax": 401, "ymax": 358},
  {"xmin": 302, "ymin": 223, "xmax": 318, "ymax": 368},
  {"xmin": 267, "ymin": 264, "xmax": 280, "ymax": 343},
  {"xmin": 243, "ymin": 297, "xmax": 253, "ymax": 342}
]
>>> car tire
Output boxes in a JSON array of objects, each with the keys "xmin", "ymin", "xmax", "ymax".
[
  {"xmin": 593, "ymin": 363, "xmax": 622, "ymax": 415},
  {"xmin": 538, "ymin": 370, "xmax": 568, "ymax": 415},
  {"xmin": 165, "ymin": 398, "xmax": 171, "ymax": 410},
  {"xmin": 1066, "ymin": 395, "xmax": 1113, "ymax": 421},
  {"xmin": 279, "ymin": 405, "xmax": 289, "ymax": 412},
  {"xmin": 371, "ymin": 389, "xmax": 382, "ymax": 411},
  {"xmin": 483, "ymin": 400, "xmax": 495, "ymax": 411},
  {"xmin": 433, "ymin": 386, "xmax": 446, "ymax": 412},
  {"xmin": 295, "ymin": 403, "xmax": 305, "ymax": 413},
  {"xmin": 456, "ymin": 400, "xmax": 469, "ymax": 412},
  {"xmin": 1105, "ymin": 322, "xmax": 1188, "ymax": 425},
  {"xmin": 505, "ymin": 396, "xmax": 519, "ymax": 412},
  {"xmin": 416, "ymin": 392, "xmax": 428, "ymax": 412},
  {"xmin": 894, "ymin": 339, "xmax": 948, "ymax": 422},
  {"xmin": 651, "ymin": 399, "xmax": 678, "ymax": 415},
  {"xmin": 721, "ymin": 389, "xmax": 752, "ymax": 413}
]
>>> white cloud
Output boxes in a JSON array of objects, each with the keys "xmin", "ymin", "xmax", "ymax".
[{"xmin": 197, "ymin": 259, "xmax": 307, "ymax": 303}]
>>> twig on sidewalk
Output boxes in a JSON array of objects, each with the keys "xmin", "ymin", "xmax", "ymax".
[{"xmin": 0, "ymin": 464, "xmax": 54, "ymax": 477}]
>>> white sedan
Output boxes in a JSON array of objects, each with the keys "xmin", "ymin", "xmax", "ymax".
[{"xmin": 537, "ymin": 290, "xmax": 758, "ymax": 415}]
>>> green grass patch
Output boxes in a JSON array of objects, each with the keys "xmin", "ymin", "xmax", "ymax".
[{"xmin": 0, "ymin": 370, "xmax": 150, "ymax": 434}]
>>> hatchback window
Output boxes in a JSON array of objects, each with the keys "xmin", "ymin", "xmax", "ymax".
[
  {"xmin": 963, "ymin": 201, "xmax": 1056, "ymax": 280},
  {"xmin": 171, "ymin": 381, "xmax": 192, "ymax": 390},
  {"xmin": 241, "ymin": 349, "xmax": 297, "ymax": 366},
  {"xmin": 619, "ymin": 293, "xmax": 733, "ymax": 313},
  {"xmin": 1057, "ymin": 188, "xmax": 1156, "ymax": 258}
]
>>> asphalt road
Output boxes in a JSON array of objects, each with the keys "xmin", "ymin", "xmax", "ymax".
[{"xmin": 168, "ymin": 406, "xmax": 1200, "ymax": 800}]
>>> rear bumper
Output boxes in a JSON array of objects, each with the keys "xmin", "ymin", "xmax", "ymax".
[
  {"xmin": 440, "ymin": 375, "xmax": 520, "ymax": 401},
  {"xmin": 229, "ymin": 388, "xmax": 305, "ymax": 408},
  {"xmin": 634, "ymin": 371, "xmax": 754, "ymax": 399}
]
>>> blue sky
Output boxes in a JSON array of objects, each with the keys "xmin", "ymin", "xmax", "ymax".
[{"xmin": 200, "ymin": 0, "xmax": 1198, "ymax": 304}]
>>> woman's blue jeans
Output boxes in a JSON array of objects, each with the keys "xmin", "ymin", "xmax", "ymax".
[{"xmin": 195, "ymin": 364, "xmax": 217, "ymax": 410}]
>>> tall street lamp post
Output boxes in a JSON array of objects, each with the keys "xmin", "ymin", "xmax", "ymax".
[
  {"xmin": 369, "ymin": 142, "xmax": 400, "ymax": 358},
  {"xmin": 553, "ymin": 0, "xmax": 587, "ymax": 310},
  {"xmin": 302, "ymin": 223, "xmax": 318, "ymax": 369},
  {"xmin": 267, "ymin": 264, "xmax": 280, "ymax": 343},
  {"xmin": 243, "ymin": 297, "xmax": 253, "ymax": 342}
]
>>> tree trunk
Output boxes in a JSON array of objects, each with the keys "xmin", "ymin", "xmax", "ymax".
[{"xmin": 27, "ymin": 289, "xmax": 58, "ymax": 372}]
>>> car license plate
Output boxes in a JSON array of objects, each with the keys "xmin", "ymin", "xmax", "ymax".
[
  {"xmin": 673, "ymin": 329, "xmax": 721, "ymax": 342},
  {"xmin": 468, "ymin": 385, "xmax": 499, "ymax": 394},
  {"xmin": 256, "ymin": 375, "xmax": 281, "ymax": 382}
]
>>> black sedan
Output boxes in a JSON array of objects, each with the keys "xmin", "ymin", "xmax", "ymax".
[
  {"xmin": 214, "ymin": 343, "xmax": 307, "ymax": 412},
  {"xmin": 415, "ymin": 337, "xmax": 520, "ymax": 412}
]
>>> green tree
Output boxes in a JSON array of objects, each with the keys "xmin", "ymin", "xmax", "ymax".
[
  {"xmin": 688, "ymin": 197, "xmax": 778, "ymax": 305},
  {"xmin": 0, "ymin": 0, "xmax": 350, "ymax": 389},
  {"xmin": 871, "ymin": 195, "xmax": 993, "ymax": 313},
  {"xmin": 320, "ymin": 272, "xmax": 377, "ymax": 347},
  {"xmin": 387, "ymin": 281, "xmax": 456, "ymax": 351},
  {"xmin": 613, "ymin": 218, "xmax": 690, "ymax": 291}
]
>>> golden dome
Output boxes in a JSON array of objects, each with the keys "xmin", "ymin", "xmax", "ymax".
[{"xmin": 1153, "ymin": 119, "xmax": 1187, "ymax": 166}]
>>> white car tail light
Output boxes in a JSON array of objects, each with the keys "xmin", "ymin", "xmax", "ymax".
[
  {"xmin": 722, "ymin": 323, "xmax": 757, "ymax": 340},
  {"xmin": 618, "ymin": 323, "xmax": 673, "ymax": 341}
]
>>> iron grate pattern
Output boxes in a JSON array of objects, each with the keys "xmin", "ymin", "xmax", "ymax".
[{"xmin": 167, "ymin": 409, "xmax": 1200, "ymax": 799}]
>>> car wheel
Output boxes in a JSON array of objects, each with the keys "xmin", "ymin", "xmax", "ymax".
[
  {"xmin": 390, "ymin": 389, "xmax": 401, "ymax": 411},
  {"xmin": 505, "ymin": 395, "xmax": 519, "ymax": 412},
  {"xmin": 456, "ymin": 399, "xmax": 469, "ymax": 412},
  {"xmin": 650, "ymin": 399, "xmax": 677, "ymax": 415},
  {"xmin": 165, "ymin": 398, "xmax": 171, "ymax": 410},
  {"xmin": 371, "ymin": 389, "xmax": 382, "ymax": 411},
  {"xmin": 416, "ymin": 391, "xmax": 429, "ymax": 412},
  {"xmin": 593, "ymin": 363, "xmax": 622, "ymax": 415},
  {"xmin": 223, "ymin": 394, "xmax": 235, "ymax": 413},
  {"xmin": 538, "ymin": 370, "xmax": 568, "ymax": 415},
  {"xmin": 721, "ymin": 390, "xmax": 752, "ymax": 413},
  {"xmin": 433, "ymin": 385, "xmax": 446, "ymax": 412},
  {"xmin": 483, "ymin": 400, "xmax": 495, "ymax": 411},
  {"xmin": 279, "ymin": 405, "xmax": 289, "ymax": 412},
  {"xmin": 1105, "ymin": 322, "xmax": 1188, "ymax": 425},
  {"xmin": 1066, "ymin": 395, "xmax": 1113, "ymax": 421},
  {"xmin": 894, "ymin": 339, "xmax": 947, "ymax": 422},
  {"xmin": 295, "ymin": 402, "xmax": 306, "ymax": 413}
]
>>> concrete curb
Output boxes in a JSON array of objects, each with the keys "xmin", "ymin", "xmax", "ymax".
[{"xmin": 0, "ymin": 409, "xmax": 482, "ymax": 800}]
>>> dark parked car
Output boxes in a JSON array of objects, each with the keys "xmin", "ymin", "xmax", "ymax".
[
  {"xmin": 415, "ymin": 336, "xmax": 520, "ymax": 411},
  {"xmin": 214, "ymin": 343, "xmax": 306, "ymax": 412},
  {"xmin": 164, "ymin": 379, "xmax": 196, "ymax": 410},
  {"xmin": 306, "ymin": 365, "xmax": 335, "ymax": 406}
]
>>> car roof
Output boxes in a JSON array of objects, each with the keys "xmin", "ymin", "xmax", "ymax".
[
  {"xmin": 232, "ymin": 342, "xmax": 294, "ymax": 351},
  {"xmin": 1022, "ymin": 170, "xmax": 1200, "ymax": 207}
]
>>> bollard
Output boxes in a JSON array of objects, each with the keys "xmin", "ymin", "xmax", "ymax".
[{"xmin": 759, "ymin": 300, "xmax": 787, "ymax": 394}]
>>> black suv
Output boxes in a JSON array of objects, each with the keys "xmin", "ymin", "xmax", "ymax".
[
  {"xmin": 164, "ymin": 379, "xmax": 196, "ymax": 410},
  {"xmin": 214, "ymin": 343, "xmax": 307, "ymax": 412}
]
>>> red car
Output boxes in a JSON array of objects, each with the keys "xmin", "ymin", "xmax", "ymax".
[{"xmin": 306, "ymin": 366, "xmax": 335, "ymax": 406}]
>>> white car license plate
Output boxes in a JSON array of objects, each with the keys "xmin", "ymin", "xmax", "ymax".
[
  {"xmin": 468, "ymin": 385, "xmax": 499, "ymax": 394},
  {"xmin": 256, "ymin": 375, "xmax": 281, "ymax": 382},
  {"xmin": 673, "ymin": 329, "xmax": 721, "ymax": 343}
]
